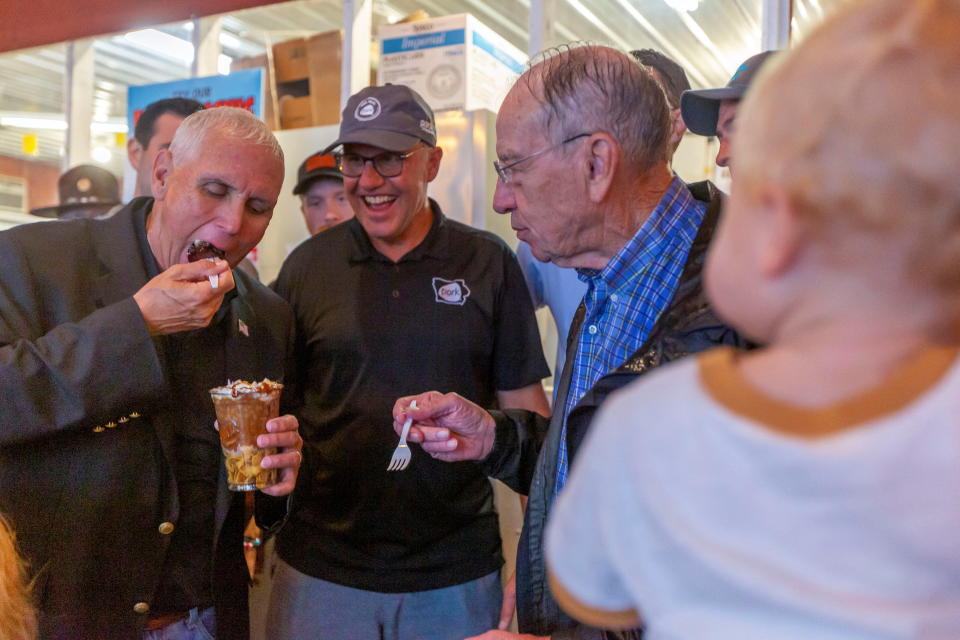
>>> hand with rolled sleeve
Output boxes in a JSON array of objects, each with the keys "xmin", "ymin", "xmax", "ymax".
[
  {"xmin": 133, "ymin": 258, "xmax": 234, "ymax": 336},
  {"xmin": 392, "ymin": 391, "xmax": 498, "ymax": 462}
]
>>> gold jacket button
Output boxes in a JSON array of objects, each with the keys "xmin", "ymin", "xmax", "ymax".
[
  {"xmin": 158, "ymin": 522, "xmax": 174, "ymax": 535},
  {"xmin": 133, "ymin": 601, "xmax": 150, "ymax": 614},
  {"xmin": 105, "ymin": 421, "xmax": 117, "ymax": 429},
  {"xmin": 130, "ymin": 412, "xmax": 141, "ymax": 419},
  {"xmin": 118, "ymin": 416, "xmax": 129, "ymax": 423},
  {"xmin": 92, "ymin": 426, "xmax": 105, "ymax": 433}
]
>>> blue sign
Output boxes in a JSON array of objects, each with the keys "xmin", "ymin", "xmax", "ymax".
[
  {"xmin": 382, "ymin": 29, "xmax": 467, "ymax": 55},
  {"xmin": 127, "ymin": 68, "xmax": 264, "ymax": 133}
]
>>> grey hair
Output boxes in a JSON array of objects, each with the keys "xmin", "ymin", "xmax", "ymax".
[
  {"xmin": 523, "ymin": 44, "xmax": 670, "ymax": 173},
  {"xmin": 168, "ymin": 107, "xmax": 284, "ymax": 170}
]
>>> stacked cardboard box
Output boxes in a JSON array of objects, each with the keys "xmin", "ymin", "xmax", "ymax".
[
  {"xmin": 230, "ymin": 54, "xmax": 278, "ymax": 130},
  {"xmin": 272, "ymin": 30, "xmax": 343, "ymax": 130}
]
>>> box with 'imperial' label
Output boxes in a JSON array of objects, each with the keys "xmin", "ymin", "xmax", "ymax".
[{"xmin": 377, "ymin": 14, "xmax": 527, "ymax": 113}]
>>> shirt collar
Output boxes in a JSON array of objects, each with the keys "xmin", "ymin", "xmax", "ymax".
[
  {"xmin": 348, "ymin": 198, "xmax": 449, "ymax": 264},
  {"xmin": 577, "ymin": 175, "xmax": 694, "ymax": 292}
]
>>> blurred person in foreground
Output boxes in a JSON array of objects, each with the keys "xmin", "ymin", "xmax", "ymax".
[
  {"xmin": 547, "ymin": 0, "xmax": 960, "ymax": 637},
  {"xmin": 266, "ymin": 84, "xmax": 550, "ymax": 640},
  {"xmin": 0, "ymin": 107, "xmax": 302, "ymax": 639},
  {"xmin": 0, "ymin": 514, "xmax": 36, "ymax": 640},
  {"xmin": 292, "ymin": 151, "xmax": 353, "ymax": 235},
  {"xmin": 393, "ymin": 45, "xmax": 747, "ymax": 639}
]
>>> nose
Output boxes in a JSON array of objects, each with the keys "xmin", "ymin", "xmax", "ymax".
[
  {"xmin": 217, "ymin": 199, "xmax": 245, "ymax": 235},
  {"xmin": 716, "ymin": 138, "xmax": 731, "ymax": 168},
  {"xmin": 357, "ymin": 160, "xmax": 385, "ymax": 190},
  {"xmin": 325, "ymin": 210, "xmax": 341, "ymax": 224},
  {"xmin": 492, "ymin": 180, "xmax": 516, "ymax": 215}
]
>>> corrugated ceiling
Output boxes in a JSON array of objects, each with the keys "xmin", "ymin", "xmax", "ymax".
[{"xmin": 0, "ymin": 0, "xmax": 846, "ymax": 176}]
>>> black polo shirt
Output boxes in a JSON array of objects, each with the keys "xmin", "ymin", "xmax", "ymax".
[{"xmin": 274, "ymin": 199, "xmax": 549, "ymax": 592}]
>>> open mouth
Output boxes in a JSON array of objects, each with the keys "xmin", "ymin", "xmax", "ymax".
[
  {"xmin": 362, "ymin": 195, "xmax": 397, "ymax": 210},
  {"xmin": 187, "ymin": 239, "xmax": 226, "ymax": 262}
]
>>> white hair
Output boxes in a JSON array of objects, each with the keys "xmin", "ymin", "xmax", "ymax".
[{"xmin": 168, "ymin": 107, "xmax": 283, "ymax": 169}]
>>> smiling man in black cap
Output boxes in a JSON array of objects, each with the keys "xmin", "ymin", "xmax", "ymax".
[
  {"xmin": 266, "ymin": 83, "xmax": 550, "ymax": 639},
  {"xmin": 681, "ymin": 51, "xmax": 778, "ymax": 172}
]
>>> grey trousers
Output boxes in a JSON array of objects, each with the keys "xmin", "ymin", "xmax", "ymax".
[{"xmin": 265, "ymin": 556, "xmax": 502, "ymax": 639}]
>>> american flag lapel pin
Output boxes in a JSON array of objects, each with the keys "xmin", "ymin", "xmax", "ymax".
[{"xmin": 238, "ymin": 319, "xmax": 249, "ymax": 337}]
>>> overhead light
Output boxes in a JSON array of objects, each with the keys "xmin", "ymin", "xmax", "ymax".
[
  {"xmin": 123, "ymin": 28, "xmax": 194, "ymax": 64},
  {"xmin": 92, "ymin": 147, "xmax": 112, "ymax": 163},
  {"xmin": 218, "ymin": 54, "xmax": 233, "ymax": 75},
  {"xmin": 0, "ymin": 113, "xmax": 127, "ymax": 134},
  {"xmin": 0, "ymin": 116, "xmax": 67, "ymax": 130},
  {"xmin": 665, "ymin": 0, "xmax": 700, "ymax": 11}
]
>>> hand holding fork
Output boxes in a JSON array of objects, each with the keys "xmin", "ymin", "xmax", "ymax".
[{"xmin": 387, "ymin": 400, "xmax": 417, "ymax": 471}]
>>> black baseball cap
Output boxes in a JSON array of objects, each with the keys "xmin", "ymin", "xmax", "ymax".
[
  {"xmin": 292, "ymin": 152, "xmax": 343, "ymax": 195},
  {"xmin": 30, "ymin": 164, "xmax": 121, "ymax": 218},
  {"xmin": 681, "ymin": 51, "xmax": 778, "ymax": 136},
  {"xmin": 322, "ymin": 84, "xmax": 437, "ymax": 154}
]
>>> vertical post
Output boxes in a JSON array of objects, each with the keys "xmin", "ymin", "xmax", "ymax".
[
  {"xmin": 64, "ymin": 39, "xmax": 94, "ymax": 169},
  {"xmin": 192, "ymin": 15, "xmax": 222, "ymax": 77},
  {"xmin": 527, "ymin": 0, "xmax": 556, "ymax": 57},
  {"xmin": 761, "ymin": 0, "xmax": 792, "ymax": 50},
  {"xmin": 342, "ymin": 0, "xmax": 373, "ymax": 112}
]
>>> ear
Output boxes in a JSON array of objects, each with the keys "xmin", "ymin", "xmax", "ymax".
[
  {"xmin": 668, "ymin": 109, "xmax": 687, "ymax": 151},
  {"xmin": 425, "ymin": 146, "xmax": 444, "ymax": 182},
  {"xmin": 585, "ymin": 133, "xmax": 618, "ymax": 204},
  {"xmin": 152, "ymin": 149, "xmax": 174, "ymax": 200},
  {"xmin": 759, "ymin": 186, "xmax": 806, "ymax": 279},
  {"xmin": 127, "ymin": 137, "xmax": 143, "ymax": 169}
]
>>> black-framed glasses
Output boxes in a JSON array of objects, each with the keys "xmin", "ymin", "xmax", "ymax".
[
  {"xmin": 337, "ymin": 147, "xmax": 423, "ymax": 178},
  {"xmin": 493, "ymin": 133, "xmax": 592, "ymax": 184}
]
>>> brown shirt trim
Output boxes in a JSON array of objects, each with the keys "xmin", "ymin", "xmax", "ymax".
[
  {"xmin": 699, "ymin": 346, "xmax": 959, "ymax": 438},
  {"xmin": 547, "ymin": 570, "xmax": 642, "ymax": 630}
]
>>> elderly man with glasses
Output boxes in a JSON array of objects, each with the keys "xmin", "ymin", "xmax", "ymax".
[
  {"xmin": 393, "ymin": 45, "xmax": 748, "ymax": 640},
  {"xmin": 266, "ymin": 83, "xmax": 550, "ymax": 640}
]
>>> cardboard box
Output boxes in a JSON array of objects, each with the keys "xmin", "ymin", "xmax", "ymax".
[
  {"xmin": 377, "ymin": 14, "xmax": 527, "ymax": 113},
  {"xmin": 271, "ymin": 30, "xmax": 343, "ymax": 129},
  {"xmin": 279, "ymin": 95, "xmax": 313, "ymax": 129},
  {"xmin": 231, "ymin": 54, "xmax": 277, "ymax": 130}
]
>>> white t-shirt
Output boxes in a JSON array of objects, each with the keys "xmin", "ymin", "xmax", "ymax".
[{"xmin": 546, "ymin": 346, "xmax": 960, "ymax": 640}]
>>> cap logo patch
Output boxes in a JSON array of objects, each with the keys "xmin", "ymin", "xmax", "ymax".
[
  {"xmin": 76, "ymin": 177, "xmax": 92, "ymax": 192},
  {"xmin": 355, "ymin": 97, "xmax": 382, "ymax": 121},
  {"xmin": 306, "ymin": 154, "xmax": 337, "ymax": 171},
  {"xmin": 432, "ymin": 277, "xmax": 470, "ymax": 306},
  {"xmin": 419, "ymin": 119, "xmax": 435, "ymax": 135}
]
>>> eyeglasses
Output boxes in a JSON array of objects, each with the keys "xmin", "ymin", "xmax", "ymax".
[
  {"xmin": 337, "ymin": 147, "xmax": 423, "ymax": 178},
  {"xmin": 493, "ymin": 133, "xmax": 592, "ymax": 184}
]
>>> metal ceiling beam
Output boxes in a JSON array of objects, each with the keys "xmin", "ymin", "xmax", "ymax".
[{"xmin": 762, "ymin": 0, "xmax": 792, "ymax": 50}]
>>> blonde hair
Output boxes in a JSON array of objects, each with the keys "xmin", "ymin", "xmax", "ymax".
[
  {"xmin": 0, "ymin": 515, "xmax": 36, "ymax": 640},
  {"xmin": 736, "ymin": 0, "xmax": 960, "ymax": 291}
]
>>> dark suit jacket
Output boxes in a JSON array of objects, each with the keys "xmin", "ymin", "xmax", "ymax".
[{"xmin": 0, "ymin": 199, "xmax": 295, "ymax": 639}]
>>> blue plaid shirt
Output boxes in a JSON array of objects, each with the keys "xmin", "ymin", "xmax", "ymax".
[{"xmin": 554, "ymin": 176, "xmax": 706, "ymax": 495}]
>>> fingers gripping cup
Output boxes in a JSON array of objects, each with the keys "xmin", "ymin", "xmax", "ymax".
[{"xmin": 210, "ymin": 379, "xmax": 283, "ymax": 491}]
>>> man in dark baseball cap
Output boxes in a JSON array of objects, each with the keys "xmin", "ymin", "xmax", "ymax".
[
  {"xmin": 292, "ymin": 151, "xmax": 352, "ymax": 235},
  {"xmin": 267, "ymin": 82, "xmax": 550, "ymax": 639},
  {"xmin": 681, "ymin": 50, "xmax": 778, "ymax": 170}
]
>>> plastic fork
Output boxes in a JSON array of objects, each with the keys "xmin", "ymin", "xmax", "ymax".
[{"xmin": 387, "ymin": 400, "xmax": 417, "ymax": 472}]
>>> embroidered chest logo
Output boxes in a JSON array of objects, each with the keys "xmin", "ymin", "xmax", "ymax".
[{"xmin": 432, "ymin": 277, "xmax": 471, "ymax": 306}]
